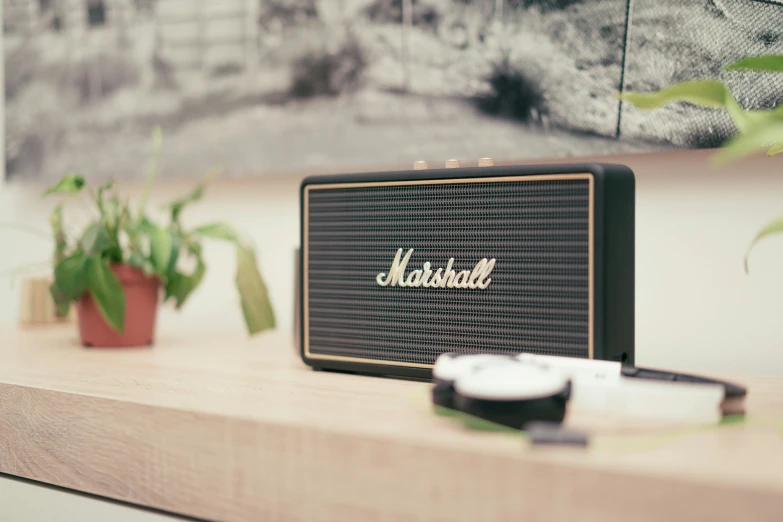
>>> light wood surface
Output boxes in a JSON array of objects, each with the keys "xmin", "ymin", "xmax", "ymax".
[{"xmin": 1, "ymin": 325, "xmax": 783, "ymax": 522}]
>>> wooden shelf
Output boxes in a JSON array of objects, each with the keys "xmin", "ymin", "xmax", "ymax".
[{"xmin": 1, "ymin": 325, "xmax": 782, "ymax": 521}]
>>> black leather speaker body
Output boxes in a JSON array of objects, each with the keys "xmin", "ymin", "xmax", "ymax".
[{"xmin": 299, "ymin": 162, "xmax": 634, "ymax": 379}]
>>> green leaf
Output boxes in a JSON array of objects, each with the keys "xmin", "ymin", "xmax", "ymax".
[
  {"xmin": 53, "ymin": 253, "xmax": 89, "ymax": 299},
  {"xmin": 128, "ymin": 252, "xmax": 156, "ymax": 277},
  {"xmin": 724, "ymin": 55, "xmax": 783, "ymax": 73},
  {"xmin": 169, "ymin": 169, "xmax": 218, "ymax": 222},
  {"xmin": 49, "ymin": 282, "xmax": 71, "ymax": 317},
  {"xmin": 168, "ymin": 232, "xmax": 182, "ymax": 274},
  {"xmin": 767, "ymin": 142, "xmax": 783, "ymax": 156},
  {"xmin": 85, "ymin": 257, "xmax": 125, "ymax": 333},
  {"xmin": 81, "ymin": 223, "xmax": 111, "ymax": 256},
  {"xmin": 42, "ymin": 173, "xmax": 85, "ymax": 197},
  {"xmin": 744, "ymin": 213, "xmax": 783, "ymax": 273},
  {"xmin": 165, "ymin": 257, "xmax": 205, "ymax": 308},
  {"xmin": 235, "ymin": 244, "xmax": 275, "ymax": 335},
  {"xmin": 128, "ymin": 252, "xmax": 145, "ymax": 269},
  {"xmin": 189, "ymin": 222, "xmax": 274, "ymax": 333},
  {"xmin": 51, "ymin": 252, "xmax": 89, "ymax": 318},
  {"xmin": 618, "ymin": 80, "xmax": 774, "ymax": 135},
  {"xmin": 725, "ymin": 98, "xmax": 768, "ymax": 136},
  {"xmin": 149, "ymin": 226, "xmax": 173, "ymax": 276},
  {"xmin": 193, "ymin": 222, "xmax": 239, "ymax": 242},
  {"xmin": 715, "ymin": 118, "xmax": 783, "ymax": 164},
  {"xmin": 137, "ymin": 216, "xmax": 157, "ymax": 235},
  {"xmin": 619, "ymin": 80, "xmax": 731, "ymax": 110}
]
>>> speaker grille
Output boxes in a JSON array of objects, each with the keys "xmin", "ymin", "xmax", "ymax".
[{"xmin": 304, "ymin": 175, "xmax": 592, "ymax": 366}]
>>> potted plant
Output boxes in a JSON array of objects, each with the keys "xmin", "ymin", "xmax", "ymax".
[
  {"xmin": 620, "ymin": 54, "xmax": 783, "ymax": 270},
  {"xmin": 45, "ymin": 127, "xmax": 275, "ymax": 347}
]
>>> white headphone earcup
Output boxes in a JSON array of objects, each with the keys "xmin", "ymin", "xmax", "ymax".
[{"xmin": 453, "ymin": 363, "xmax": 572, "ymax": 429}]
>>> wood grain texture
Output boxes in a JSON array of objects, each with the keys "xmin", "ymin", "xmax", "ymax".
[{"xmin": 1, "ymin": 325, "xmax": 783, "ymax": 522}]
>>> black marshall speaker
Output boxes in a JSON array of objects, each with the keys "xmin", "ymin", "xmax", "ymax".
[{"xmin": 299, "ymin": 161, "xmax": 634, "ymax": 379}]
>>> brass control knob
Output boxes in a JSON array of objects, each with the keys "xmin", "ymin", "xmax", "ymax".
[
  {"xmin": 478, "ymin": 158, "xmax": 494, "ymax": 167},
  {"xmin": 445, "ymin": 159, "xmax": 461, "ymax": 168}
]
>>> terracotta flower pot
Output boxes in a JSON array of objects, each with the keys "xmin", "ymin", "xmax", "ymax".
[{"xmin": 77, "ymin": 264, "xmax": 160, "ymax": 348}]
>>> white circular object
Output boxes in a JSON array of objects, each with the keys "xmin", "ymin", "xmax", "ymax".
[
  {"xmin": 455, "ymin": 363, "xmax": 570, "ymax": 401},
  {"xmin": 432, "ymin": 353, "xmax": 514, "ymax": 382}
]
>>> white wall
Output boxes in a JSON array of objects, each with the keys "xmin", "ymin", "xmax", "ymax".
[
  {"xmin": 0, "ymin": 476, "xmax": 183, "ymax": 521},
  {"xmin": 630, "ymin": 151, "xmax": 783, "ymax": 376},
  {"xmin": 2, "ymin": 149, "xmax": 783, "ymax": 377}
]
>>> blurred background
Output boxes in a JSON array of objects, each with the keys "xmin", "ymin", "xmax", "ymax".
[
  {"xmin": 4, "ymin": 0, "xmax": 783, "ymax": 182},
  {"xmin": 1, "ymin": 0, "xmax": 782, "ymax": 375}
]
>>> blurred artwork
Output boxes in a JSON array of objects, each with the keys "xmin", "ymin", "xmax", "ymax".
[{"xmin": 3, "ymin": 0, "xmax": 783, "ymax": 182}]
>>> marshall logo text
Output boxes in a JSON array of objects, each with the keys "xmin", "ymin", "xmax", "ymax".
[{"xmin": 376, "ymin": 248, "xmax": 495, "ymax": 289}]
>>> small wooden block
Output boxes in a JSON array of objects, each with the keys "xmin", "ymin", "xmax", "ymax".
[{"xmin": 19, "ymin": 277, "xmax": 72, "ymax": 327}]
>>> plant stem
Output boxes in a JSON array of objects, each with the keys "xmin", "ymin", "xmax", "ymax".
[
  {"xmin": 137, "ymin": 126, "xmax": 163, "ymax": 221},
  {"xmin": 88, "ymin": 186, "xmax": 99, "ymax": 205},
  {"xmin": 79, "ymin": 188, "xmax": 101, "ymax": 221}
]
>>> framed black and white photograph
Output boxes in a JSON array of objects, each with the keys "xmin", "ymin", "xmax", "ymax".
[{"xmin": 4, "ymin": 0, "xmax": 783, "ymax": 183}]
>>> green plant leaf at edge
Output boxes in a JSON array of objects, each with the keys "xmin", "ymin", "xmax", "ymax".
[
  {"xmin": 724, "ymin": 55, "xmax": 783, "ymax": 73},
  {"xmin": 42, "ymin": 173, "xmax": 85, "ymax": 197},
  {"xmin": 85, "ymin": 257, "xmax": 126, "ymax": 333},
  {"xmin": 236, "ymin": 244, "xmax": 276, "ymax": 335},
  {"xmin": 767, "ymin": 142, "xmax": 783, "ymax": 156},
  {"xmin": 744, "ymin": 213, "xmax": 783, "ymax": 274},
  {"xmin": 619, "ymin": 79, "xmax": 779, "ymax": 135},
  {"xmin": 193, "ymin": 222, "xmax": 239, "ymax": 242},
  {"xmin": 619, "ymin": 79, "xmax": 730, "ymax": 110},
  {"xmin": 191, "ymin": 223, "xmax": 275, "ymax": 334},
  {"xmin": 714, "ymin": 118, "xmax": 783, "ymax": 165}
]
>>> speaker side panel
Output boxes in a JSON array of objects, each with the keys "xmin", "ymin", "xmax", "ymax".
[{"xmin": 593, "ymin": 164, "xmax": 635, "ymax": 365}]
